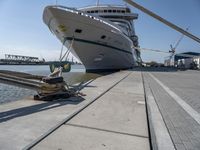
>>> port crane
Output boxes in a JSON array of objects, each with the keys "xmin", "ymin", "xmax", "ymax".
[{"xmin": 164, "ymin": 27, "xmax": 189, "ymax": 66}]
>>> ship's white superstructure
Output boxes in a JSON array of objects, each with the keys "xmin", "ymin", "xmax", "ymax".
[{"xmin": 43, "ymin": 4, "xmax": 141, "ymax": 72}]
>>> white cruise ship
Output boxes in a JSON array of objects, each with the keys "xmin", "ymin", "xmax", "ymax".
[{"xmin": 43, "ymin": 4, "xmax": 141, "ymax": 72}]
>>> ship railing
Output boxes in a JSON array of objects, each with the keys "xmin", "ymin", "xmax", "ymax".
[
  {"xmin": 78, "ymin": 4, "xmax": 130, "ymax": 10},
  {"xmin": 49, "ymin": 5, "xmax": 122, "ymax": 34}
]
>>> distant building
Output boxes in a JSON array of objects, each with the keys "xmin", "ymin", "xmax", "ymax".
[
  {"xmin": 174, "ymin": 52, "xmax": 200, "ymax": 69},
  {"xmin": 164, "ymin": 57, "xmax": 174, "ymax": 67},
  {"xmin": 0, "ymin": 54, "xmax": 45, "ymax": 65}
]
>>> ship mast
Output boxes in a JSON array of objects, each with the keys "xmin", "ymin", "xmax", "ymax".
[
  {"xmin": 55, "ymin": 0, "xmax": 58, "ymax": 6},
  {"xmin": 96, "ymin": 0, "xmax": 100, "ymax": 6}
]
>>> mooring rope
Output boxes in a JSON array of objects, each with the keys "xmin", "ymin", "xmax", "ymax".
[{"xmin": 60, "ymin": 36, "xmax": 75, "ymax": 62}]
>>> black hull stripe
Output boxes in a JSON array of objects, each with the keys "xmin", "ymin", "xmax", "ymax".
[
  {"xmin": 86, "ymin": 68, "xmax": 132, "ymax": 73},
  {"xmin": 64, "ymin": 37, "xmax": 133, "ymax": 55}
]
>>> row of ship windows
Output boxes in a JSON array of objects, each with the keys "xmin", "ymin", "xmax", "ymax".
[
  {"xmin": 75, "ymin": 28, "xmax": 107, "ymax": 40},
  {"xmin": 86, "ymin": 9, "xmax": 129, "ymax": 14}
]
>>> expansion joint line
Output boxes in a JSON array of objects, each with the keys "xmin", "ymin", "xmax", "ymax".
[
  {"xmin": 66, "ymin": 123, "xmax": 148, "ymax": 139},
  {"xmin": 141, "ymin": 72, "xmax": 153, "ymax": 150},
  {"xmin": 142, "ymin": 72, "xmax": 175, "ymax": 150},
  {"xmin": 148, "ymin": 81, "xmax": 176, "ymax": 149}
]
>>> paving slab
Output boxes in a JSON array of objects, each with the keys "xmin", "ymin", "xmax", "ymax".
[
  {"xmin": 33, "ymin": 125, "xmax": 149, "ymax": 150},
  {"xmin": 33, "ymin": 72, "xmax": 150, "ymax": 150},
  {"xmin": 0, "ymin": 71, "xmax": 130, "ymax": 150},
  {"xmin": 68, "ymin": 72, "xmax": 148, "ymax": 137}
]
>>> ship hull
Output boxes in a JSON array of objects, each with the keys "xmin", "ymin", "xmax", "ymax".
[{"xmin": 43, "ymin": 6, "xmax": 136, "ymax": 72}]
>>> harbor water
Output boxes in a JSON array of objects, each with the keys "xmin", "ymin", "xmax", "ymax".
[{"xmin": 0, "ymin": 65, "xmax": 101, "ymax": 104}]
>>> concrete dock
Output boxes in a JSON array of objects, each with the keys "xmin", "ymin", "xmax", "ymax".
[
  {"xmin": 143, "ymin": 69, "xmax": 200, "ymax": 150},
  {"xmin": 0, "ymin": 68, "xmax": 200, "ymax": 150}
]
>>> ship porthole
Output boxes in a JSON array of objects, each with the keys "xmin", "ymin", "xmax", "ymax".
[
  {"xmin": 101, "ymin": 35, "xmax": 106, "ymax": 39},
  {"xmin": 75, "ymin": 29, "xmax": 82, "ymax": 33}
]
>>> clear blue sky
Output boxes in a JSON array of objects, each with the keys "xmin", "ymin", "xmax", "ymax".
[{"xmin": 0, "ymin": 0, "xmax": 200, "ymax": 62}]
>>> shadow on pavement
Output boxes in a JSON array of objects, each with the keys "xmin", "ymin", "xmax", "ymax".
[{"xmin": 0, "ymin": 96, "xmax": 84, "ymax": 123}]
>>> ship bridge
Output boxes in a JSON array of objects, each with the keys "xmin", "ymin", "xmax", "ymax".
[
  {"xmin": 79, "ymin": 5, "xmax": 138, "ymax": 20},
  {"xmin": 79, "ymin": 5, "xmax": 138, "ymax": 37}
]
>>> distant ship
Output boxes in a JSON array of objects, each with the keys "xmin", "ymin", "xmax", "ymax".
[{"xmin": 43, "ymin": 4, "xmax": 141, "ymax": 72}]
